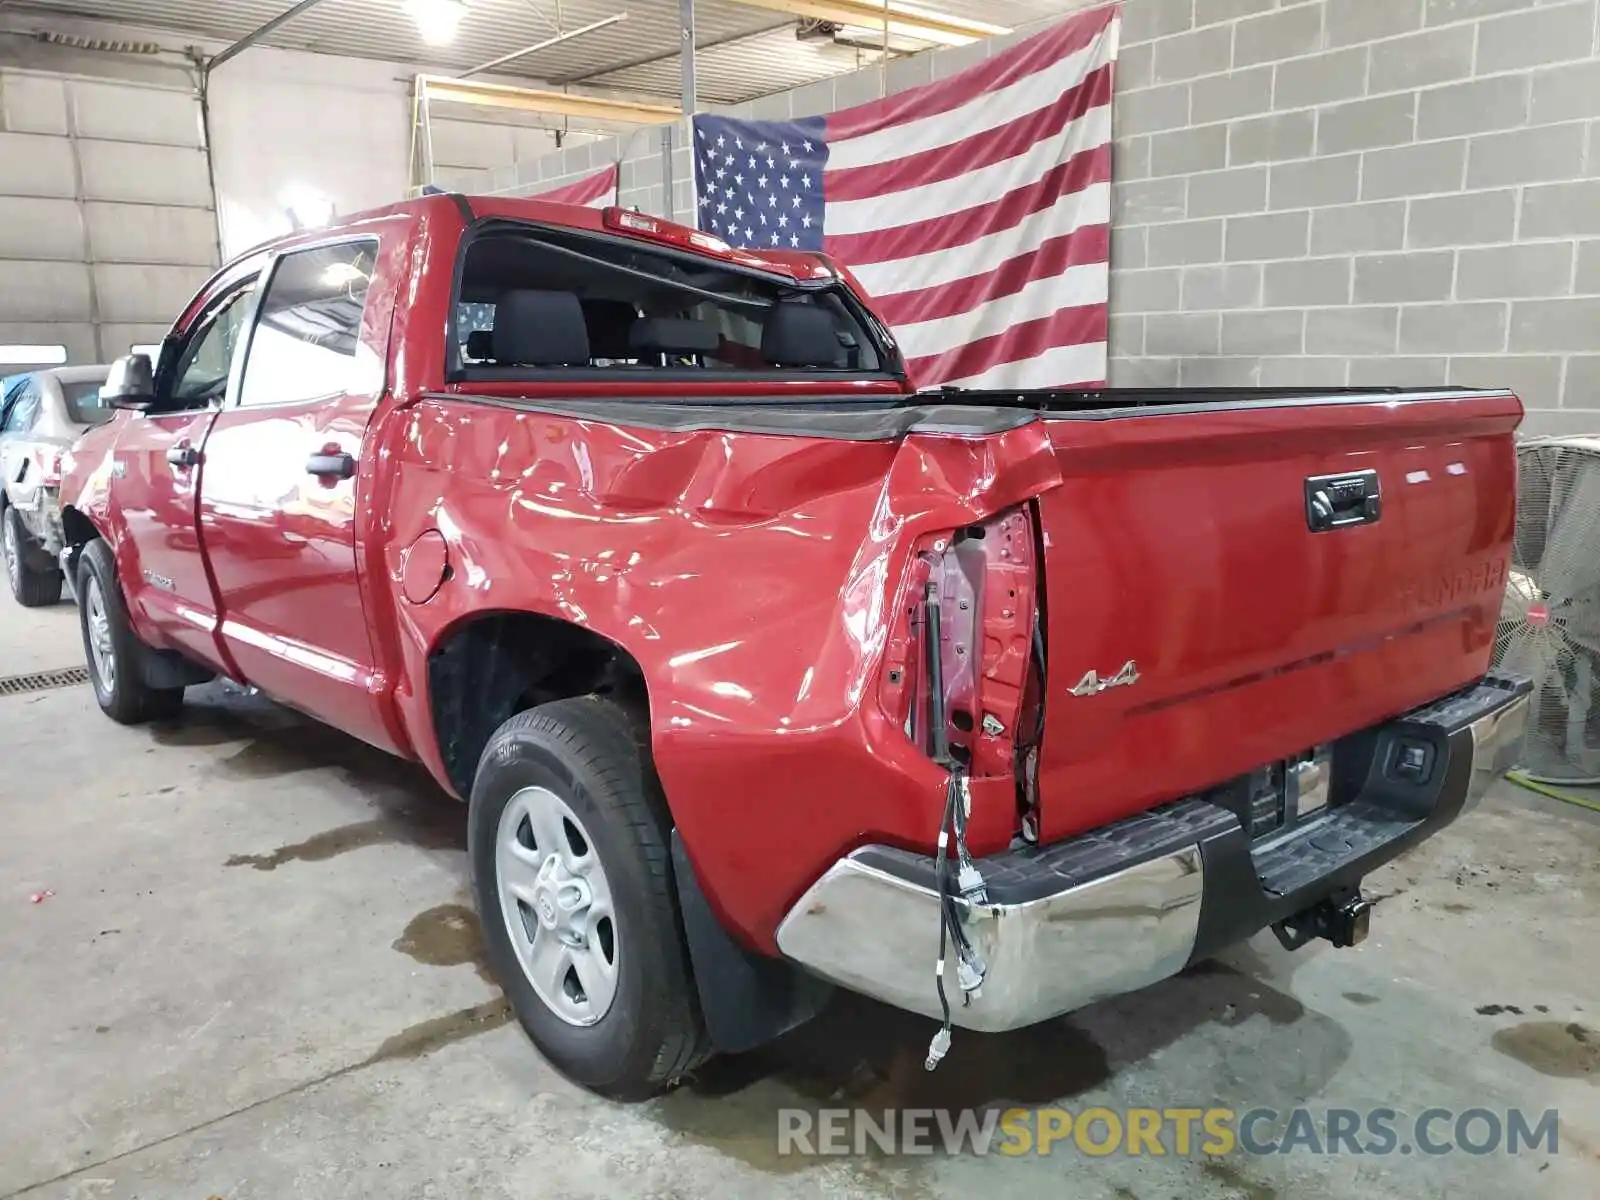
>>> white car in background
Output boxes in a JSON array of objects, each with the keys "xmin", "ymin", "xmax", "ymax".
[{"xmin": 0, "ymin": 365, "xmax": 112, "ymax": 607}]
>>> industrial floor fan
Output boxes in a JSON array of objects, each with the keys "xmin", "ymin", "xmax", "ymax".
[{"xmin": 1494, "ymin": 436, "xmax": 1600, "ymax": 783}]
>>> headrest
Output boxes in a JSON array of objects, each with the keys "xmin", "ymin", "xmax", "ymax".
[
  {"xmin": 464, "ymin": 329, "xmax": 494, "ymax": 361},
  {"xmin": 492, "ymin": 290, "xmax": 590, "ymax": 366},
  {"xmin": 630, "ymin": 317, "xmax": 720, "ymax": 358},
  {"xmin": 761, "ymin": 303, "xmax": 842, "ymax": 368},
  {"xmin": 581, "ymin": 299, "xmax": 640, "ymax": 360}
]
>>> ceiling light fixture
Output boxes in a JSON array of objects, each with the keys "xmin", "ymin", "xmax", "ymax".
[
  {"xmin": 405, "ymin": 0, "xmax": 470, "ymax": 46},
  {"xmin": 0, "ymin": 344, "xmax": 67, "ymax": 366}
]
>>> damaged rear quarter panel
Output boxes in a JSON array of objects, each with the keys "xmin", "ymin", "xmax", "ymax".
[{"xmin": 384, "ymin": 395, "xmax": 1061, "ymax": 948}]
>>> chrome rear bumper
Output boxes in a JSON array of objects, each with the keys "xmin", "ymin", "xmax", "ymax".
[
  {"xmin": 775, "ymin": 673, "xmax": 1531, "ymax": 1032},
  {"xmin": 777, "ymin": 839, "xmax": 1206, "ymax": 1032},
  {"xmin": 1464, "ymin": 686, "xmax": 1531, "ymax": 813}
]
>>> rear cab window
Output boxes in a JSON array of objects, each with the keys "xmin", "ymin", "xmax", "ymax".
[{"xmin": 450, "ymin": 222, "xmax": 898, "ymax": 384}]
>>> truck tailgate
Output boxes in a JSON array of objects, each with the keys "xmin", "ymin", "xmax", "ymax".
[{"xmin": 1032, "ymin": 389, "xmax": 1520, "ymax": 842}]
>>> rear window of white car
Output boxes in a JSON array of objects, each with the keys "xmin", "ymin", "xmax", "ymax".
[{"xmin": 63, "ymin": 381, "xmax": 115, "ymax": 426}]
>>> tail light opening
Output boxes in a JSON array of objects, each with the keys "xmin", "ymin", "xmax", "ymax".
[{"xmin": 879, "ymin": 504, "xmax": 1045, "ymax": 834}]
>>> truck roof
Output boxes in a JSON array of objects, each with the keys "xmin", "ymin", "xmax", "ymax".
[{"xmin": 241, "ymin": 193, "xmax": 834, "ymax": 284}]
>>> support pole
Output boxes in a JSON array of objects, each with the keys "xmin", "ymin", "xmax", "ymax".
[
  {"xmin": 881, "ymin": 0, "xmax": 889, "ymax": 95},
  {"xmin": 662, "ymin": 126, "xmax": 675, "ymax": 222},
  {"xmin": 680, "ymin": 0, "xmax": 697, "ymax": 115},
  {"xmin": 418, "ymin": 77, "xmax": 437, "ymax": 190}
]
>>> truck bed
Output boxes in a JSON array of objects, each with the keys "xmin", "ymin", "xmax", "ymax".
[{"xmin": 429, "ymin": 382, "xmax": 1520, "ymax": 847}]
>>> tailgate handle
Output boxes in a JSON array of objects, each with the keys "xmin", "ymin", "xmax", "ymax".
[{"xmin": 1305, "ymin": 469, "xmax": 1381, "ymax": 532}]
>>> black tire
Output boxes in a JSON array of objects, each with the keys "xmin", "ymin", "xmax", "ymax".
[
  {"xmin": 76, "ymin": 539, "xmax": 184, "ymax": 724},
  {"xmin": 3, "ymin": 506, "xmax": 63, "ymax": 607},
  {"xmin": 469, "ymin": 695, "xmax": 709, "ymax": 1100}
]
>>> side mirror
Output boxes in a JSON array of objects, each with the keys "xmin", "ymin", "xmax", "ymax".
[{"xmin": 102, "ymin": 354, "xmax": 156, "ymax": 411}]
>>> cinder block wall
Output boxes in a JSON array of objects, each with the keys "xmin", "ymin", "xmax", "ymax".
[
  {"xmin": 1116, "ymin": 0, "xmax": 1600, "ymax": 433},
  {"xmin": 520, "ymin": 0, "xmax": 1600, "ymax": 434}
]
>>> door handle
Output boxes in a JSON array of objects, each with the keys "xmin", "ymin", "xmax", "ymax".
[
  {"xmin": 166, "ymin": 445, "xmax": 200, "ymax": 469},
  {"xmin": 306, "ymin": 452, "xmax": 357, "ymax": 480}
]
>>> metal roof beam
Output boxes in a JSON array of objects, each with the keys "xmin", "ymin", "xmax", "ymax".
[
  {"xmin": 205, "ymin": 0, "xmax": 331, "ymax": 76},
  {"xmin": 419, "ymin": 75, "xmax": 680, "ymax": 122},
  {"xmin": 552, "ymin": 19, "xmax": 789, "ymax": 84},
  {"xmin": 458, "ymin": 12, "xmax": 628, "ymax": 79}
]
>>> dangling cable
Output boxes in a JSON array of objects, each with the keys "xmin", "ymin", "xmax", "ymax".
[
  {"xmin": 926, "ymin": 771, "xmax": 957, "ymax": 1070},
  {"xmin": 919, "ymin": 584, "xmax": 988, "ymax": 1071}
]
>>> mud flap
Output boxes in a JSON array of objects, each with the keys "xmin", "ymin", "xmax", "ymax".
[
  {"xmin": 138, "ymin": 644, "xmax": 216, "ymax": 691},
  {"xmin": 670, "ymin": 831, "xmax": 834, "ymax": 1054}
]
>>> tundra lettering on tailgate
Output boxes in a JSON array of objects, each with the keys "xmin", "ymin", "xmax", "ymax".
[{"xmin": 1398, "ymin": 555, "xmax": 1508, "ymax": 618}]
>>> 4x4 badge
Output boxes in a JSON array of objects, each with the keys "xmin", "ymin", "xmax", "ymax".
[{"xmin": 1068, "ymin": 660, "xmax": 1140, "ymax": 697}]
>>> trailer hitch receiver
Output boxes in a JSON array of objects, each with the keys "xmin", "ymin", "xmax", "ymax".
[{"xmin": 1272, "ymin": 886, "xmax": 1372, "ymax": 951}]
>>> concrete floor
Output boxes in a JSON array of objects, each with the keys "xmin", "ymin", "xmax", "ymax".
[{"xmin": 1, "ymin": 596, "xmax": 1596, "ymax": 1200}]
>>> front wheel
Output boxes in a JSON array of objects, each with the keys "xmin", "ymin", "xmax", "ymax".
[
  {"xmin": 469, "ymin": 696, "xmax": 709, "ymax": 1100},
  {"xmin": 76, "ymin": 540, "xmax": 184, "ymax": 724},
  {"xmin": 3, "ymin": 506, "xmax": 63, "ymax": 607}
]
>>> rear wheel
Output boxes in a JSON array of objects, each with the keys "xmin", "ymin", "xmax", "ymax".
[
  {"xmin": 76, "ymin": 540, "xmax": 184, "ymax": 724},
  {"xmin": 3, "ymin": 506, "xmax": 63, "ymax": 607},
  {"xmin": 469, "ymin": 696, "xmax": 709, "ymax": 1100}
]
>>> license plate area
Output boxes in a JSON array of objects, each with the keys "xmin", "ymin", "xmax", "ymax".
[
  {"xmin": 1291, "ymin": 747, "xmax": 1332, "ymax": 819},
  {"xmin": 1224, "ymin": 745, "xmax": 1336, "ymax": 841}
]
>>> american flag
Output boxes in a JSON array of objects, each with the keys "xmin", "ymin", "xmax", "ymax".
[
  {"xmin": 692, "ymin": 6, "xmax": 1118, "ymax": 390},
  {"xmin": 532, "ymin": 163, "xmax": 617, "ymax": 207}
]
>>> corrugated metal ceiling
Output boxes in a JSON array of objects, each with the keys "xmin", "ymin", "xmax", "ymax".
[{"xmin": 5, "ymin": 0, "xmax": 1074, "ymax": 105}]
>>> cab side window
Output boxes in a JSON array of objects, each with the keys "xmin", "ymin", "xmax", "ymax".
[
  {"xmin": 169, "ymin": 286, "xmax": 258, "ymax": 409},
  {"xmin": 238, "ymin": 240, "xmax": 377, "ymax": 408}
]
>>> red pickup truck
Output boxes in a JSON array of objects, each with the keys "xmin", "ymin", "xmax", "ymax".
[{"xmin": 62, "ymin": 193, "xmax": 1530, "ymax": 1099}]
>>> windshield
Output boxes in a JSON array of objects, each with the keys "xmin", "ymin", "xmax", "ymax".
[{"xmin": 453, "ymin": 224, "xmax": 891, "ymax": 378}]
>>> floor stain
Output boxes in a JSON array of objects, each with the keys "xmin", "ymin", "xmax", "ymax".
[
  {"xmin": 651, "ymin": 989, "xmax": 1112, "ymax": 1177},
  {"xmin": 1200, "ymin": 1157, "xmax": 1279, "ymax": 1200},
  {"xmin": 177, "ymin": 683, "xmax": 468, "ymax": 869},
  {"xmin": 1476, "ymin": 1003, "xmax": 1524, "ymax": 1016},
  {"xmin": 361, "ymin": 999, "xmax": 512, "ymax": 1067},
  {"xmin": 393, "ymin": 903, "xmax": 496, "ymax": 986},
  {"xmin": 1491, "ymin": 1021, "xmax": 1599, "ymax": 1082},
  {"xmin": 223, "ymin": 799, "xmax": 464, "ymax": 869},
  {"xmin": 1343, "ymin": 991, "xmax": 1381, "ymax": 1006},
  {"xmin": 159, "ymin": 682, "xmax": 442, "ymax": 799},
  {"xmin": 1179, "ymin": 959, "xmax": 1306, "ymax": 1027},
  {"xmin": 653, "ymin": 956, "xmax": 1331, "ymax": 1180},
  {"xmin": 695, "ymin": 991, "xmax": 1112, "ymax": 1110},
  {"xmin": 1441, "ymin": 901, "xmax": 1473, "ymax": 914},
  {"xmin": 229, "ymin": 820, "xmax": 394, "ymax": 870}
]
